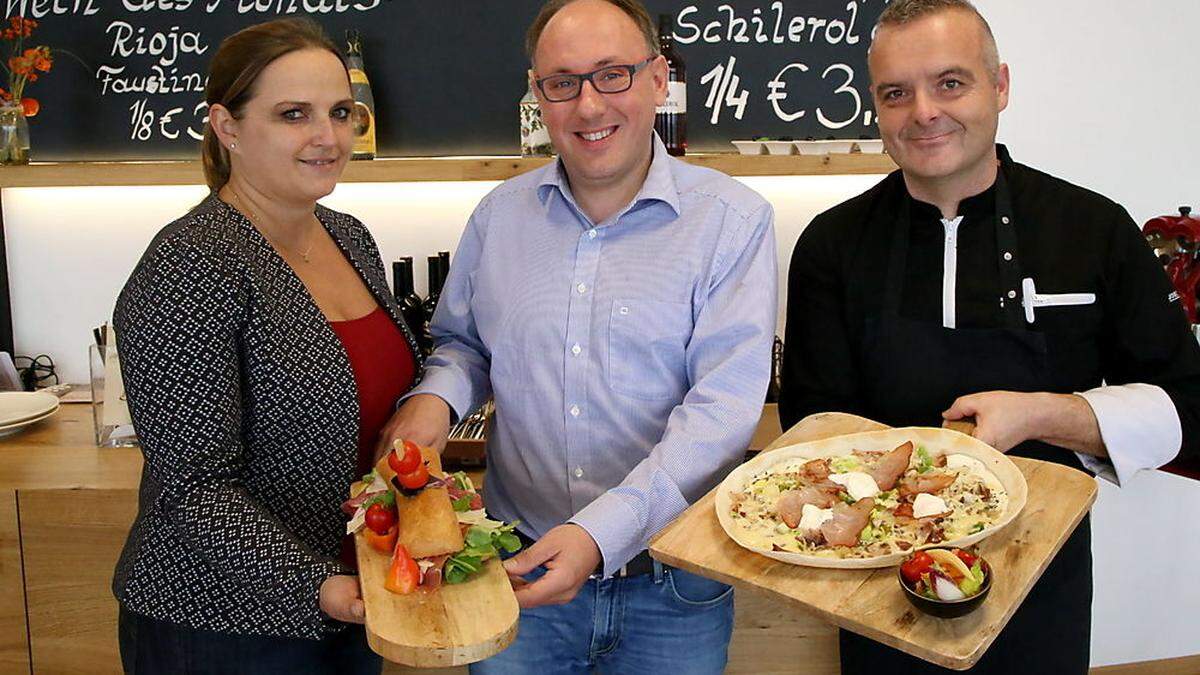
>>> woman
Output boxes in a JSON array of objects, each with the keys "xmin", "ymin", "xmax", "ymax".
[{"xmin": 112, "ymin": 18, "xmax": 421, "ymax": 673}]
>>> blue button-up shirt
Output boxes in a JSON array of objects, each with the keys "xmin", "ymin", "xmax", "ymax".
[{"xmin": 412, "ymin": 136, "xmax": 777, "ymax": 576}]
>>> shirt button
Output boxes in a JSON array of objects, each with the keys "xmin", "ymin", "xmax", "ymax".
[
  {"xmin": 587, "ymin": 229, "xmax": 597, "ymax": 239},
  {"xmin": 576, "ymin": 283, "xmax": 587, "ymax": 294},
  {"xmin": 574, "ymin": 467, "xmax": 585, "ymax": 478},
  {"xmin": 571, "ymin": 343, "xmax": 582, "ymax": 356},
  {"xmin": 619, "ymin": 306, "xmax": 629, "ymax": 315},
  {"xmin": 1003, "ymin": 251, "xmax": 1013, "ymax": 261},
  {"xmin": 1007, "ymin": 290, "xmax": 1017, "ymax": 299},
  {"xmin": 1001, "ymin": 216, "xmax": 1011, "ymax": 225},
  {"xmin": 570, "ymin": 405, "xmax": 580, "ymax": 417}
]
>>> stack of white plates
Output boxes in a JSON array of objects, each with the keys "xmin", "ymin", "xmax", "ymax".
[{"xmin": 0, "ymin": 391, "xmax": 60, "ymax": 438}]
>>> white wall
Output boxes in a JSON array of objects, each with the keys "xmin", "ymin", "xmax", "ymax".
[
  {"xmin": 5, "ymin": 0, "xmax": 1200, "ymax": 667},
  {"xmin": 978, "ymin": 0, "xmax": 1200, "ymax": 222}
]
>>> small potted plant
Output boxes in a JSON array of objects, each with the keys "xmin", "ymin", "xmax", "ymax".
[{"xmin": 0, "ymin": 16, "xmax": 53, "ymax": 165}]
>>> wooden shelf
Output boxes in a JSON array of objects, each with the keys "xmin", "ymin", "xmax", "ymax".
[{"xmin": 0, "ymin": 153, "xmax": 895, "ymax": 188}]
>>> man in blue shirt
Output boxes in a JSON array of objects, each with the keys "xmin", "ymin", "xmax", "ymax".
[{"xmin": 382, "ymin": 0, "xmax": 776, "ymax": 670}]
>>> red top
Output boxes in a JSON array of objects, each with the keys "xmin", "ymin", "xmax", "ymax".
[{"xmin": 330, "ymin": 306, "xmax": 417, "ymax": 568}]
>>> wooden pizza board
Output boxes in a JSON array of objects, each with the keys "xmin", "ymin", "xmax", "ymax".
[
  {"xmin": 648, "ymin": 412, "xmax": 1098, "ymax": 671},
  {"xmin": 356, "ymin": 532, "xmax": 519, "ymax": 667}
]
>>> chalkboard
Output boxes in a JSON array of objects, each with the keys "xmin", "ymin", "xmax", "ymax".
[{"xmin": 8, "ymin": 0, "xmax": 883, "ymax": 161}]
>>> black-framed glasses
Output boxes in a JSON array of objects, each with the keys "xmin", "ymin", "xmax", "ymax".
[{"xmin": 534, "ymin": 57, "xmax": 657, "ymax": 102}]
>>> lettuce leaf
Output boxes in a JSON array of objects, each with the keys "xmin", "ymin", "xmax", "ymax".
[
  {"xmin": 444, "ymin": 520, "xmax": 523, "ymax": 584},
  {"xmin": 915, "ymin": 446, "xmax": 933, "ymax": 473}
]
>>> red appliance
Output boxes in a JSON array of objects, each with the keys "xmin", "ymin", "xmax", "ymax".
[
  {"xmin": 1143, "ymin": 206, "xmax": 1200, "ymax": 323},
  {"xmin": 1143, "ymin": 206, "xmax": 1200, "ymax": 480}
]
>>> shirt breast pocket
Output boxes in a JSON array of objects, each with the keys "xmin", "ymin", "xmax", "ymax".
[{"xmin": 607, "ymin": 298, "xmax": 692, "ymax": 400}]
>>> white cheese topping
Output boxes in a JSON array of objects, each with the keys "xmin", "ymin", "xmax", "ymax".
[
  {"xmin": 828, "ymin": 471, "xmax": 881, "ymax": 501},
  {"xmin": 913, "ymin": 493, "xmax": 949, "ymax": 519},
  {"xmin": 946, "ymin": 454, "xmax": 1006, "ymax": 494},
  {"xmin": 457, "ymin": 509, "xmax": 501, "ymax": 527},
  {"xmin": 799, "ymin": 504, "xmax": 834, "ymax": 532},
  {"xmin": 945, "ymin": 454, "xmax": 986, "ymax": 473}
]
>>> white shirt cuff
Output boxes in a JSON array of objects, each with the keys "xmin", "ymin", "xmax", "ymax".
[
  {"xmin": 1075, "ymin": 383, "xmax": 1182, "ymax": 486},
  {"xmin": 569, "ymin": 492, "xmax": 645, "ymax": 578}
]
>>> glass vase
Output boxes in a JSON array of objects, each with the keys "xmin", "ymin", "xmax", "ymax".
[{"xmin": 0, "ymin": 104, "xmax": 30, "ymax": 165}]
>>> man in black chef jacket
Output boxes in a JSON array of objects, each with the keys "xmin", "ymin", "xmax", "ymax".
[{"xmin": 780, "ymin": 0, "xmax": 1200, "ymax": 673}]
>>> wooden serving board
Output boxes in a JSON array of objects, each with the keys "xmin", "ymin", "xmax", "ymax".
[
  {"xmin": 649, "ymin": 412, "xmax": 1098, "ymax": 671},
  {"xmin": 356, "ymin": 532, "xmax": 518, "ymax": 667}
]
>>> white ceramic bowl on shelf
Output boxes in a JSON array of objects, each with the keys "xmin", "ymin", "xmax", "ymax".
[
  {"xmin": 731, "ymin": 140, "xmax": 765, "ymax": 155},
  {"xmin": 852, "ymin": 139, "xmax": 885, "ymax": 153},
  {"xmin": 794, "ymin": 140, "xmax": 856, "ymax": 155},
  {"xmin": 763, "ymin": 140, "xmax": 796, "ymax": 155}
]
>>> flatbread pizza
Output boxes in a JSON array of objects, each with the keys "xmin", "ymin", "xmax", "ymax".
[{"xmin": 716, "ymin": 427, "xmax": 1027, "ymax": 569}]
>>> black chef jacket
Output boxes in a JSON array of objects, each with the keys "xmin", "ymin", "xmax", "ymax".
[{"xmin": 781, "ymin": 144, "xmax": 1200, "ymax": 468}]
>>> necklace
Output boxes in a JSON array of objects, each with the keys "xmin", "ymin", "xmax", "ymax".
[{"xmin": 227, "ymin": 188, "xmax": 317, "ymax": 263}]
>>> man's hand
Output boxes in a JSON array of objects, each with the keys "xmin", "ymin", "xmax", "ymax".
[
  {"xmin": 319, "ymin": 575, "xmax": 365, "ymax": 624},
  {"xmin": 502, "ymin": 524, "xmax": 601, "ymax": 609},
  {"xmin": 374, "ymin": 394, "xmax": 452, "ymax": 462},
  {"xmin": 942, "ymin": 391, "xmax": 1105, "ymax": 456}
]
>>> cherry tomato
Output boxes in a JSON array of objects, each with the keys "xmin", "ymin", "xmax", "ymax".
[
  {"xmin": 20, "ymin": 97, "xmax": 38, "ymax": 118},
  {"xmin": 388, "ymin": 440, "xmax": 422, "ymax": 475},
  {"xmin": 954, "ymin": 548, "xmax": 978, "ymax": 567},
  {"xmin": 364, "ymin": 502, "xmax": 396, "ymax": 535},
  {"xmin": 385, "ymin": 544, "xmax": 421, "ymax": 594},
  {"xmin": 900, "ymin": 551, "xmax": 934, "ymax": 584},
  {"xmin": 363, "ymin": 524, "xmax": 397, "ymax": 554},
  {"xmin": 396, "ymin": 462, "xmax": 429, "ymax": 490}
]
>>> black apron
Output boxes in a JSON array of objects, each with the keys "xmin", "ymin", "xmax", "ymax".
[{"xmin": 841, "ymin": 171, "xmax": 1093, "ymax": 675}]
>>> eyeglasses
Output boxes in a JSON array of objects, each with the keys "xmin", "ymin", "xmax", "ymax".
[{"xmin": 534, "ymin": 57, "xmax": 657, "ymax": 103}]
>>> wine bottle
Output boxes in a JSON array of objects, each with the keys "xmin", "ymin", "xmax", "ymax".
[
  {"xmin": 420, "ymin": 255, "xmax": 444, "ymax": 355},
  {"xmin": 654, "ymin": 14, "xmax": 687, "ymax": 156},
  {"xmin": 438, "ymin": 250, "xmax": 451, "ymax": 285},
  {"xmin": 391, "ymin": 257, "xmax": 424, "ymax": 338},
  {"xmin": 519, "ymin": 81, "xmax": 554, "ymax": 156},
  {"xmin": 345, "ymin": 30, "xmax": 377, "ymax": 160}
]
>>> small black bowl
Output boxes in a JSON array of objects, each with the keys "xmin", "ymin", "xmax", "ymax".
[{"xmin": 897, "ymin": 551, "xmax": 992, "ymax": 619}]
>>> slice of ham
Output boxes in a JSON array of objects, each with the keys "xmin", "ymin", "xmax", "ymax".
[
  {"xmin": 419, "ymin": 554, "xmax": 449, "ymax": 590},
  {"xmin": 446, "ymin": 484, "xmax": 484, "ymax": 510},
  {"xmin": 801, "ymin": 458, "xmax": 831, "ymax": 481},
  {"xmin": 776, "ymin": 487, "xmax": 840, "ymax": 528},
  {"xmin": 340, "ymin": 490, "xmax": 385, "ymax": 516},
  {"xmin": 869, "ymin": 441, "xmax": 913, "ymax": 491},
  {"xmin": 820, "ymin": 498, "xmax": 875, "ymax": 547},
  {"xmin": 898, "ymin": 472, "xmax": 956, "ymax": 498}
]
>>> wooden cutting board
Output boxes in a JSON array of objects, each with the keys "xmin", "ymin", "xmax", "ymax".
[
  {"xmin": 356, "ymin": 533, "xmax": 518, "ymax": 667},
  {"xmin": 649, "ymin": 412, "xmax": 1097, "ymax": 671}
]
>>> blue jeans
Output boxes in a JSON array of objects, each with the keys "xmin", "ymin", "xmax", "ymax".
[{"xmin": 470, "ymin": 562, "xmax": 734, "ymax": 675}]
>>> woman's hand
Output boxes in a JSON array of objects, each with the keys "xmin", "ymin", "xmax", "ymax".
[{"xmin": 319, "ymin": 575, "xmax": 365, "ymax": 624}]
